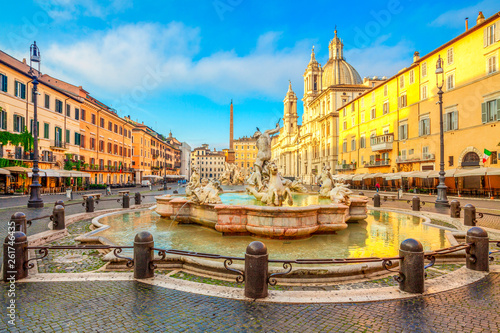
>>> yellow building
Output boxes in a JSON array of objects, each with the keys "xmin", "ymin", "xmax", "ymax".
[
  {"xmin": 338, "ymin": 11, "xmax": 500, "ymax": 192},
  {"xmin": 0, "ymin": 51, "xmax": 82, "ymax": 192},
  {"xmin": 191, "ymin": 144, "xmax": 225, "ymax": 179},
  {"xmin": 272, "ymin": 30, "xmax": 384, "ymax": 184},
  {"xmin": 234, "ymin": 136, "xmax": 257, "ymax": 169}
]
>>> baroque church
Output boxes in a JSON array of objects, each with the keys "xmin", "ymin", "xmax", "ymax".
[{"xmin": 272, "ymin": 29, "xmax": 385, "ymax": 184}]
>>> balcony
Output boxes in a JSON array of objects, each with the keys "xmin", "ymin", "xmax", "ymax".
[
  {"xmin": 370, "ymin": 134, "xmax": 394, "ymax": 152},
  {"xmin": 396, "ymin": 153, "xmax": 436, "ymax": 164},
  {"xmin": 335, "ymin": 163, "xmax": 356, "ymax": 171},
  {"xmin": 50, "ymin": 140, "xmax": 67, "ymax": 151},
  {"xmin": 364, "ymin": 160, "xmax": 391, "ymax": 168}
]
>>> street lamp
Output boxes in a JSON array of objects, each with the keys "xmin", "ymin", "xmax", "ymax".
[
  {"xmin": 435, "ymin": 55, "xmax": 448, "ymax": 207},
  {"xmin": 27, "ymin": 41, "xmax": 44, "ymax": 208}
]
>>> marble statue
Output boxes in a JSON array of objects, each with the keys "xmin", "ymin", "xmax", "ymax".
[
  {"xmin": 318, "ymin": 165, "xmax": 334, "ymax": 197},
  {"xmin": 185, "ymin": 166, "xmax": 201, "ymax": 198},
  {"xmin": 246, "ymin": 162, "xmax": 293, "ymax": 206},
  {"xmin": 329, "ymin": 182, "xmax": 353, "ymax": 205},
  {"xmin": 219, "ymin": 162, "xmax": 246, "ymax": 186},
  {"xmin": 192, "ymin": 179, "xmax": 223, "ymax": 205},
  {"xmin": 247, "ymin": 122, "xmax": 280, "ymax": 190}
]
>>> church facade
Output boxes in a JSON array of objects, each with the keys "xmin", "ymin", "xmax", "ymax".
[{"xmin": 272, "ymin": 30, "xmax": 384, "ymax": 184}]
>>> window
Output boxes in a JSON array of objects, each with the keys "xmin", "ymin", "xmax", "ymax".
[
  {"xmin": 444, "ymin": 110, "xmax": 458, "ymax": 131},
  {"xmin": 0, "ymin": 74, "xmax": 7, "ymax": 92},
  {"xmin": 42, "ymin": 123, "xmax": 49, "ymax": 139},
  {"xmin": 351, "ymin": 138, "xmax": 356, "ymax": 151},
  {"xmin": 399, "ymin": 94, "xmax": 407, "ymax": 108},
  {"xmin": 447, "ymin": 48, "xmax": 454, "ymax": 65},
  {"xmin": 383, "ymin": 85, "xmax": 388, "ymax": 97},
  {"xmin": 360, "ymin": 135, "xmax": 366, "ymax": 149},
  {"xmin": 29, "ymin": 120, "xmax": 39, "ymax": 135},
  {"xmin": 446, "ymin": 73, "xmax": 455, "ymax": 90},
  {"xmin": 421, "ymin": 85, "xmax": 428, "ymax": 100},
  {"xmin": 114, "ymin": 124, "xmax": 118, "ymax": 133},
  {"xmin": 74, "ymin": 108, "xmax": 79, "ymax": 120},
  {"xmin": 421, "ymin": 62, "xmax": 427, "ymax": 77},
  {"xmin": 342, "ymin": 140, "xmax": 347, "ymax": 153},
  {"xmin": 66, "ymin": 104, "xmax": 71, "ymax": 117},
  {"xmin": 484, "ymin": 24, "xmax": 497, "ymax": 47},
  {"xmin": 14, "ymin": 81, "xmax": 26, "ymax": 99},
  {"xmin": 99, "ymin": 140, "xmax": 104, "ymax": 152},
  {"xmin": 0, "ymin": 109, "xmax": 6, "ymax": 130},
  {"xmin": 360, "ymin": 112, "xmax": 365, "ymax": 123},
  {"xmin": 409, "ymin": 149, "xmax": 414, "ymax": 155},
  {"xmin": 55, "ymin": 99, "xmax": 63, "ymax": 113},
  {"xmin": 399, "ymin": 123, "xmax": 408, "ymax": 140},
  {"xmin": 482, "ymin": 99, "xmax": 499, "ymax": 123},
  {"xmin": 449, "ymin": 156, "xmax": 454, "ymax": 167},
  {"xmin": 371, "ymin": 92, "xmax": 375, "ymax": 104},
  {"xmin": 342, "ymin": 108, "xmax": 346, "ymax": 117},
  {"xmin": 107, "ymin": 142, "xmax": 112, "ymax": 153},
  {"xmin": 370, "ymin": 108, "xmax": 376, "ymax": 119},
  {"xmin": 90, "ymin": 138, "xmax": 96, "ymax": 150},
  {"xmin": 419, "ymin": 117, "xmax": 430, "ymax": 136},
  {"xmin": 91, "ymin": 114, "xmax": 96, "ymax": 125},
  {"xmin": 399, "ymin": 75, "xmax": 405, "ymax": 89},
  {"xmin": 13, "ymin": 114, "xmax": 25, "ymax": 132},
  {"xmin": 400, "ymin": 150, "xmax": 407, "ymax": 161},
  {"xmin": 65, "ymin": 129, "xmax": 70, "ymax": 143},
  {"xmin": 409, "ymin": 70, "xmax": 414, "ymax": 84},
  {"xmin": 361, "ymin": 97, "xmax": 364, "ymax": 108},
  {"xmin": 491, "ymin": 151, "xmax": 498, "ymax": 164},
  {"xmin": 108, "ymin": 121, "xmax": 112, "ymax": 131},
  {"xmin": 383, "ymin": 101, "xmax": 389, "ymax": 115},
  {"xmin": 81, "ymin": 109, "xmax": 86, "ymax": 121},
  {"xmin": 351, "ymin": 116, "xmax": 355, "ymax": 127},
  {"xmin": 100, "ymin": 118, "xmax": 105, "ymax": 128},
  {"xmin": 488, "ymin": 56, "xmax": 497, "ymax": 74},
  {"xmin": 343, "ymin": 121, "xmax": 347, "ymax": 130},
  {"xmin": 44, "ymin": 94, "xmax": 50, "ymax": 109},
  {"xmin": 74, "ymin": 133, "xmax": 81, "ymax": 146}
]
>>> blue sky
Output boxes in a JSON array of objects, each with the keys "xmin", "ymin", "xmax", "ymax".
[{"xmin": 1, "ymin": 0, "xmax": 498, "ymax": 149}]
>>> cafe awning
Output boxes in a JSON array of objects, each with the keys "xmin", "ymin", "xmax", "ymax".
[
  {"xmin": 0, "ymin": 168, "xmax": 11, "ymax": 175},
  {"xmin": 352, "ymin": 174, "xmax": 367, "ymax": 181},
  {"xmin": 143, "ymin": 175, "xmax": 162, "ymax": 179},
  {"xmin": 28, "ymin": 169, "xmax": 61, "ymax": 178},
  {"xmin": 3, "ymin": 166, "xmax": 32, "ymax": 173}
]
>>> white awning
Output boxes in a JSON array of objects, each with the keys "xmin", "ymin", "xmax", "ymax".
[
  {"xmin": 0, "ymin": 168, "xmax": 10, "ymax": 175},
  {"xmin": 486, "ymin": 168, "xmax": 500, "ymax": 176},
  {"xmin": 143, "ymin": 175, "xmax": 162, "ymax": 179},
  {"xmin": 28, "ymin": 169, "xmax": 61, "ymax": 177},
  {"xmin": 364, "ymin": 173, "xmax": 384, "ymax": 179},
  {"xmin": 385, "ymin": 173, "xmax": 401, "ymax": 180},
  {"xmin": 408, "ymin": 171, "xmax": 433, "ymax": 178},
  {"xmin": 352, "ymin": 174, "xmax": 367, "ymax": 181}
]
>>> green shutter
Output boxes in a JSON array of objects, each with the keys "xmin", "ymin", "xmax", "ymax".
[
  {"xmin": 66, "ymin": 129, "xmax": 70, "ymax": 143},
  {"xmin": 15, "ymin": 82, "xmax": 18, "ymax": 97},
  {"xmin": 482, "ymin": 102, "xmax": 487, "ymax": 123},
  {"xmin": 21, "ymin": 116, "xmax": 25, "ymax": 132},
  {"xmin": 497, "ymin": 99, "xmax": 500, "ymax": 121},
  {"xmin": 1, "ymin": 75, "xmax": 7, "ymax": 92},
  {"xmin": 452, "ymin": 111, "xmax": 458, "ymax": 130},
  {"xmin": 44, "ymin": 123, "xmax": 49, "ymax": 139},
  {"xmin": 443, "ymin": 113, "xmax": 448, "ymax": 132},
  {"xmin": 21, "ymin": 84, "xmax": 26, "ymax": 99}
]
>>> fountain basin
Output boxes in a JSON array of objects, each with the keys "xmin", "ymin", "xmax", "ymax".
[
  {"xmin": 156, "ymin": 195, "xmax": 350, "ymax": 239},
  {"xmin": 347, "ymin": 195, "xmax": 369, "ymax": 221}
]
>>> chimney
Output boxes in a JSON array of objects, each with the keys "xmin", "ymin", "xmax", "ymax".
[
  {"xmin": 22, "ymin": 58, "xmax": 26, "ymax": 64},
  {"xmin": 477, "ymin": 11, "xmax": 485, "ymax": 25},
  {"xmin": 413, "ymin": 51, "xmax": 420, "ymax": 63},
  {"xmin": 465, "ymin": 17, "xmax": 469, "ymax": 31}
]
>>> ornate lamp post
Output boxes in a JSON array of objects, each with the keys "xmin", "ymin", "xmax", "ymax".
[
  {"xmin": 435, "ymin": 55, "xmax": 448, "ymax": 207},
  {"xmin": 27, "ymin": 41, "xmax": 44, "ymax": 208}
]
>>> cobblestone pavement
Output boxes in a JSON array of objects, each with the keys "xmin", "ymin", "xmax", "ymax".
[{"xmin": 1, "ymin": 274, "xmax": 499, "ymax": 332}]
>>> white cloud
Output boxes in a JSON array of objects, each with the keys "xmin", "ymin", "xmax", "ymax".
[
  {"xmin": 43, "ymin": 23, "xmax": 312, "ymax": 107},
  {"xmin": 36, "ymin": 0, "xmax": 132, "ymax": 20},
  {"xmin": 430, "ymin": 0, "xmax": 499, "ymax": 28}
]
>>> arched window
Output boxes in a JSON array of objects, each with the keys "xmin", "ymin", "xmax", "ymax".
[{"xmin": 462, "ymin": 152, "xmax": 480, "ymax": 167}]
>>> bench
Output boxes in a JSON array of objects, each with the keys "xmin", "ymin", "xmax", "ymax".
[
  {"xmin": 118, "ymin": 190, "xmax": 130, "ymax": 195},
  {"xmin": 382, "ymin": 194, "xmax": 397, "ymax": 201},
  {"xmin": 82, "ymin": 193, "xmax": 101, "ymax": 200}
]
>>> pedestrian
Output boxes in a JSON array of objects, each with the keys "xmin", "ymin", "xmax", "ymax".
[{"xmin": 376, "ymin": 182, "xmax": 380, "ymax": 193}]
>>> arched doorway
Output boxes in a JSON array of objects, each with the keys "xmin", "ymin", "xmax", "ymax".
[{"xmin": 462, "ymin": 152, "xmax": 480, "ymax": 167}]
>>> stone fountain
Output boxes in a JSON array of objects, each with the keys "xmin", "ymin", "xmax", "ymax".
[{"xmin": 156, "ymin": 123, "xmax": 368, "ymax": 239}]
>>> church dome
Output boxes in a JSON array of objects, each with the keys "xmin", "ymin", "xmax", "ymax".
[{"xmin": 322, "ymin": 30, "xmax": 362, "ymax": 87}]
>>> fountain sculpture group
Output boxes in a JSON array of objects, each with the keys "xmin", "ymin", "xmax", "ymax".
[{"xmin": 156, "ymin": 123, "xmax": 368, "ymax": 239}]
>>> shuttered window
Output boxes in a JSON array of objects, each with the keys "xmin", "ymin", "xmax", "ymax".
[
  {"xmin": 14, "ymin": 81, "xmax": 26, "ymax": 99},
  {"xmin": 0, "ymin": 109, "xmax": 7, "ymax": 130},
  {"xmin": 444, "ymin": 111, "xmax": 458, "ymax": 131},
  {"xmin": 0, "ymin": 74, "xmax": 7, "ymax": 92},
  {"xmin": 482, "ymin": 99, "xmax": 499, "ymax": 123}
]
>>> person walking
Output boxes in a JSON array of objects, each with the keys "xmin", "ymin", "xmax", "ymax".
[{"xmin": 375, "ymin": 182, "xmax": 380, "ymax": 193}]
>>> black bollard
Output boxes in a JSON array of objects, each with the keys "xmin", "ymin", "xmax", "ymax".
[
  {"xmin": 52, "ymin": 205, "xmax": 65, "ymax": 230},
  {"xmin": 398, "ymin": 238, "xmax": 425, "ymax": 294},
  {"xmin": 464, "ymin": 204, "xmax": 476, "ymax": 226},
  {"xmin": 466, "ymin": 227, "xmax": 489, "ymax": 272},
  {"xmin": 244, "ymin": 241, "xmax": 269, "ymax": 299},
  {"xmin": 135, "ymin": 192, "xmax": 142, "ymax": 205},
  {"xmin": 134, "ymin": 231, "xmax": 154, "ymax": 279},
  {"xmin": 373, "ymin": 193, "xmax": 381, "ymax": 207},
  {"xmin": 54, "ymin": 200, "xmax": 65, "ymax": 207},
  {"xmin": 11, "ymin": 212, "xmax": 27, "ymax": 234},
  {"xmin": 85, "ymin": 196, "xmax": 95, "ymax": 213},
  {"xmin": 122, "ymin": 193, "xmax": 130, "ymax": 209},
  {"xmin": 412, "ymin": 196, "xmax": 421, "ymax": 211},
  {"xmin": 450, "ymin": 200, "xmax": 461, "ymax": 218},
  {"xmin": 3, "ymin": 232, "xmax": 28, "ymax": 282}
]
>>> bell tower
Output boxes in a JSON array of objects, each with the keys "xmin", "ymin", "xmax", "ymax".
[
  {"xmin": 303, "ymin": 46, "xmax": 322, "ymax": 102},
  {"xmin": 283, "ymin": 81, "xmax": 298, "ymax": 136}
]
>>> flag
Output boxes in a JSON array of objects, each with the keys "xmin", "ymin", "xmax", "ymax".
[{"xmin": 483, "ymin": 149, "xmax": 492, "ymax": 163}]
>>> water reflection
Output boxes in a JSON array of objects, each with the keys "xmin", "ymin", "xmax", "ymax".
[
  {"xmin": 220, "ymin": 193, "xmax": 332, "ymax": 207},
  {"xmin": 97, "ymin": 210, "xmax": 449, "ymax": 260}
]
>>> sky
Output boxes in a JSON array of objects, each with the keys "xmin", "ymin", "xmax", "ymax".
[{"xmin": 1, "ymin": 0, "xmax": 498, "ymax": 149}]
